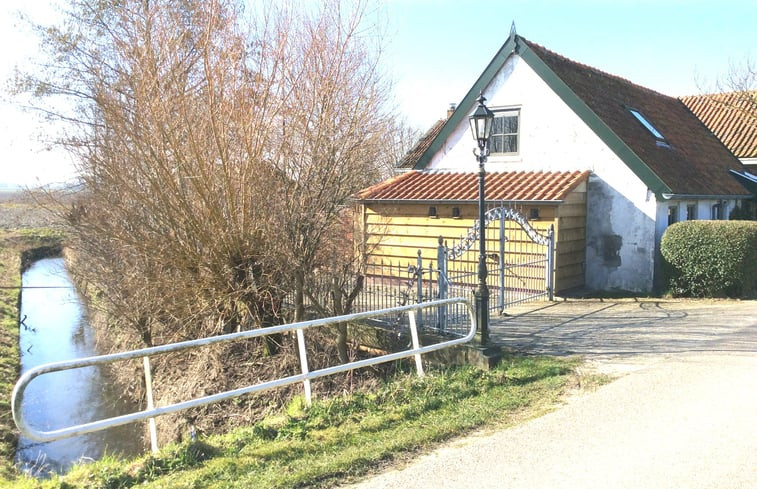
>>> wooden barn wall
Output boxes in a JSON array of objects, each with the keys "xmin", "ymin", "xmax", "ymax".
[{"xmin": 358, "ymin": 186, "xmax": 587, "ymax": 293}]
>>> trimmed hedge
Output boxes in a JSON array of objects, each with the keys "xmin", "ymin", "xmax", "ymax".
[{"xmin": 661, "ymin": 220, "xmax": 757, "ymax": 298}]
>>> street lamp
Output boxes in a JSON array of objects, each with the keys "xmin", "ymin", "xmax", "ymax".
[{"xmin": 469, "ymin": 93, "xmax": 494, "ymax": 345}]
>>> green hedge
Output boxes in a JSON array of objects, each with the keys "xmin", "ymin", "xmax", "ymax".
[{"xmin": 661, "ymin": 220, "xmax": 757, "ymax": 298}]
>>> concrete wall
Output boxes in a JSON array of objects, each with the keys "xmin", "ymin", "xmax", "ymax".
[{"xmin": 426, "ymin": 55, "xmax": 659, "ymax": 292}]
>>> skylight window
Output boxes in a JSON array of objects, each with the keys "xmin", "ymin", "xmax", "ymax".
[{"xmin": 628, "ymin": 108, "xmax": 668, "ymax": 145}]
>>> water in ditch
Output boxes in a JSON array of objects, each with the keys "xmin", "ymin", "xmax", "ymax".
[{"xmin": 15, "ymin": 257, "xmax": 145, "ymax": 476}]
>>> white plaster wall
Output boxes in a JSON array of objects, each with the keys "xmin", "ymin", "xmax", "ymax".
[
  {"xmin": 428, "ymin": 55, "xmax": 659, "ymax": 291},
  {"xmin": 656, "ymin": 198, "xmax": 738, "ymax": 244}
]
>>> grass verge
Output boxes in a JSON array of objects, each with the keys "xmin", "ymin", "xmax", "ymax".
[{"xmin": 8, "ymin": 355, "xmax": 579, "ymax": 488}]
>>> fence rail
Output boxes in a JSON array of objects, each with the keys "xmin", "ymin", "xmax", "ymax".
[{"xmin": 12, "ymin": 298, "xmax": 476, "ymax": 452}]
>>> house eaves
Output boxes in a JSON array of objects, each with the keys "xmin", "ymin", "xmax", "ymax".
[{"xmin": 411, "ymin": 31, "xmax": 746, "ymax": 200}]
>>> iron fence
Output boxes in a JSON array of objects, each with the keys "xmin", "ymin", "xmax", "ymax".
[{"xmin": 298, "ymin": 206, "xmax": 554, "ymax": 338}]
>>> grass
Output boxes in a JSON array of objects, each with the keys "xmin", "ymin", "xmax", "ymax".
[{"xmin": 7, "ymin": 355, "xmax": 579, "ymax": 488}]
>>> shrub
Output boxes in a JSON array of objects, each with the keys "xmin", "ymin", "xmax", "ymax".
[{"xmin": 661, "ymin": 220, "xmax": 757, "ymax": 298}]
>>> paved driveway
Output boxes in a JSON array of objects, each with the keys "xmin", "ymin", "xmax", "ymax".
[
  {"xmin": 491, "ymin": 298, "xmax": 756, "ymax": 372},
  {"xmin": 345, "ymin": 299, "xmax": 757, "ymax": 489}
]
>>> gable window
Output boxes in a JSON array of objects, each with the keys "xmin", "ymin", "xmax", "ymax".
[
  {"xmin": 628, "ymin": 108, "xmax": 669, "ymax": 147},
  {"xmin": 490, "ymin": 109, "xmax": 520, "ymax": 154}
]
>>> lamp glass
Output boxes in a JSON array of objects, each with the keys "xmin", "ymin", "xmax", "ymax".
[{"xmin": 469, "ymin": 94, "xmax": 494, "ymax": 145}]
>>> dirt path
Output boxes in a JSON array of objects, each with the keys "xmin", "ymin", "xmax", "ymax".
[{"xmin": 343, "ymin": 299, "xmax": 757, "ymax": 489}]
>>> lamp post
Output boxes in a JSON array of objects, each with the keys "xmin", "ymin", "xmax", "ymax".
[{"xmin": 469, "ymin": 93, "xmax": 494, "ymax": 345}]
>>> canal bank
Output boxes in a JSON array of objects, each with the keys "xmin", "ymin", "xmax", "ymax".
[
  {"xmin": 0, "ymin": 229, "xmax": 64, "ymax": 480},
  {"xmin": 15, "ymin": 257, "xmax": 145, "ymax": 475}
]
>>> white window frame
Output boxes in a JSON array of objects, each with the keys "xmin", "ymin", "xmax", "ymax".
[{"xmin": 489, "ymin": 108, "xmax": 520, "ymax": 156}]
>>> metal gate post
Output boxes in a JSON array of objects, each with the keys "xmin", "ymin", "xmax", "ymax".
[
  {"xmin": 416, "ymin": 250, "xmax": 423, "ymax": 324},
  {"xmin": 547, "ymin": 224, "xmax": 555, "ymax": 301},
  {"xmin": 499, "ymin": 207, "xmax": 506, "ymax": 313},
  {"xmin": 437, "ymin": 237, "xmax": 447, "ymax": 332}
]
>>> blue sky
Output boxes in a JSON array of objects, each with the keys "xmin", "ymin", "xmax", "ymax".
[
  {"xmin": 384, "ymin": 0, "xmax": 757, "ymax": 127},
  {"xmin": 2, "ymin": 0, "xmax": 757, "ymax": 187}
]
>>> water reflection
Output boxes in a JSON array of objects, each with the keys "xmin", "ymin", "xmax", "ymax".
[{"xmin": 16, "ymin": 258, "xmax": 145, "ymax": 476}]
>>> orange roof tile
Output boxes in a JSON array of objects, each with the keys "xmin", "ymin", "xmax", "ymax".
[
  {"xmin": 523, "ymin": 40, "xmax": 748, "ymax": 196},
  {"xmin": 679, "ymin": 91, "xmax": 757, "ymax": 159},
  {"xmin": 355, "ymin": 170, "xmax": 590, "ymax": 202}
]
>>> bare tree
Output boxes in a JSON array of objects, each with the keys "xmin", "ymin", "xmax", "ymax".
[{"xmin": 17, "ymin": 0, "xmax": 396, "ymax": 362}]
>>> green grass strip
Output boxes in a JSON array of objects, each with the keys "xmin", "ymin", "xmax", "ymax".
[{"xmin": 12, "ymin": 356, "xmax": 576, "ymax": 489}]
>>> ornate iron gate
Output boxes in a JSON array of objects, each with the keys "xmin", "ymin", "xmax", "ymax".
[{"xmin": 438, "ymin": 205, "xmax": 554, "ymax": 322}]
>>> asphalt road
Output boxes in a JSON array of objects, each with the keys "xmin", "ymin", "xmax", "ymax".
[{"xmin": 343, "ymin": 299, "xmax": 757, "ymax": 489}]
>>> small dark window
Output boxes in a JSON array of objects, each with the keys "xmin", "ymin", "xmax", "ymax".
[
  {"xmin": 686, "ymin": 204, "xmax": 696, "ymax": 220},
  {"xmin": 667, "ymin": 206, "xmax": 678, "ymax": 226},
  {"xmin": 529, "ymin": 208, "xmax": 540, "ymax": 220},
  {"xmin": 451, "ymin": 207, "xmax": 461, "ymax": 218},
  {"xmin": 712, "ymin": 203, "xmax": 721, "ymax": 220},
  {"xmin": 428, "ymin": 206, "xmax": 437, "ymax": 218}
]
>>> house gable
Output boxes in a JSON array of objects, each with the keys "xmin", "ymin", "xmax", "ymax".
[{"xmin": 411, "ymin": 32, "xmax": 749, "ymax": 199}]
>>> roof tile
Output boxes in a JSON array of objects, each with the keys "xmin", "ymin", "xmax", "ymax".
[
  {"xmin": 355, "ymin": 170, "xmax": 590, "ymax": 202},
  {"xmin": 679, "ymin": 91, "xmax": 757, "ymax": 159},
  {"xmin": 397, "ymin": 119, "xmax": 445, "ymax": 168},
  {"xmin": 522, "ymin": 39, "xmax": 747, "ymax": 196}
]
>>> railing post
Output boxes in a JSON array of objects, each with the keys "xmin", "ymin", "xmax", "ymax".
[
  {"xmin": 416, "ymin": 250, "xmax": 423, "ymax": 303},
  {"xmin": 416, "ymin": 250, "xmax": 423, "ymax": 324},
  {"xmin": 142, "ymin": 356, "xmax": 158, "ymax": 454},
  {"xmin": 295, "ymin": 329, "xmax": 312, "ymax": 406},
  {"xmin": 547, "ymin": 224, "xmax": 555, "ymax": 301},
  {"xmin": 408, "ymin": 311, "xmax": 425, "ymax": 377}
]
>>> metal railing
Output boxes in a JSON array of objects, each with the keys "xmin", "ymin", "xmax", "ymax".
[{"xmin": 12, "ymin": 297, "xmax": 476, "ymax": 452}]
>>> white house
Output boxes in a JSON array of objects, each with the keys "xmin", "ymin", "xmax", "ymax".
[{"xmin": 381, "ymin": 29, "xmax": 751, "ymax": 293}]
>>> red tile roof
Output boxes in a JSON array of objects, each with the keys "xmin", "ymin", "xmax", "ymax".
[
  {"xmin": 355, "ymin": 170, "xmax": 589, "ymax": 202},
  {"xmin": 522, "ymin": 39, "xmax": 748, "ymax": 197},
  {"xmin": 679, "ymin": 91, "xmax": 757, "ymax": 159},
  {"xmin": 400, "ymin": 35, "xmax": 750, "ymax": 198}
]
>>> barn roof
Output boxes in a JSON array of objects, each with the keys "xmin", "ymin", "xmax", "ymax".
[{"xmin": 355, "ymin": 170, "xmax": 589, "ymax": 203}]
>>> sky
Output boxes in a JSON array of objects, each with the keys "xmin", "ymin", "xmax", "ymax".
[{"xmin": 1, "ymin": 0, "xmax": 756, "ymax": 188}]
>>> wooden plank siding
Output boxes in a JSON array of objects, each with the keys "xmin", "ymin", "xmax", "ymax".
[{"xmin": 357, "ymin": 182, "xmax": 586, "ymax": 293}]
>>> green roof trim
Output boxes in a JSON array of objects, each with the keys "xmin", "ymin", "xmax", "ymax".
[
  {"xmin": 516, "ymin": 40, "xmax": 671, "ymax": 196},
  {"xmin": 413, "ymin": 35, "xmax": 520, "ymax": 170},
  {"xmin": 412, "ymin": 33, "xmax": 672, "ymax": 197}
]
